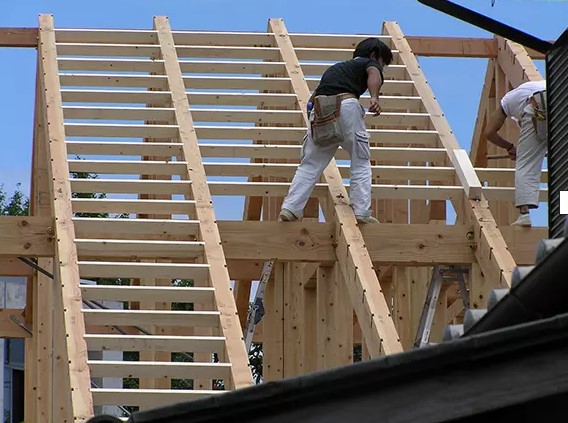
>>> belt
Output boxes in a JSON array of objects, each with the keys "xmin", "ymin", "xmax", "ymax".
[{"xmin": 337, "ymin": 92, "xmax": 358, "ymax": 101}]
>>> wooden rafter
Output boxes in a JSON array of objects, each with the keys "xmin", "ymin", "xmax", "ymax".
[
  {"xmin": 269, "ymin": 18, "xmax": 402, "ymax": 357},
  {"xmin": 154, "ymin": 16, "xmax": 253, "ymax": 389},
  {"xmin": 38, "ymin": 14, "xmax": 93, "ymax": 421},
  {"xmin": 384, "ymin": 21, "xmax": 517, "ymax": 288}
]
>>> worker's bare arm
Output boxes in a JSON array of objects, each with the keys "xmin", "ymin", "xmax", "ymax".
[
  {"xmin": 366, "ymin": 67, "xmax": 383, "ymax": 116},
  {"xmin": 485, "ymin": 106, "xmax": 516, "ymax": 159}
]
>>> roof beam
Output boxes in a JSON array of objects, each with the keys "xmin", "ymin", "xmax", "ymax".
[
  {"xmin": 38, "ymin": 14, "xmax": 93, "ymax": 420},
  {"xmin": 497, "ymin": 36, "xmax": 543, "ymax": 88},
  {"xmin": 154, "ymin": 16, "xmax": 253, "ymax": 389},
  {"xmin": 269, "ymin": 18, "xmax": 403, "ymax": 357},
  {"xmin": 0, "ymin": 27, "xmax": 38, "ymax": 47},
  {"xmin": 385, "ymin": 21, "xmax": 517, "ymax": 288}
]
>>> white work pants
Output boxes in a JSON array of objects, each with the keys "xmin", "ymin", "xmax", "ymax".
[
  {"xmin": 281, "ymin": 98, "xmax": 372, "ymax": 218},
  {"xmin": 515, "ymin": 97, "xmax": 547, "ymax": 208}
]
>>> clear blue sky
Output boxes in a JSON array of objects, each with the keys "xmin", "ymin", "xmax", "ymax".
[{"xmin": 1, "ymin": 0, "xmax": 566, "ymax": 226}]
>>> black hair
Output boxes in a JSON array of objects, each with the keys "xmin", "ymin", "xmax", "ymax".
[{"xmin": 352, "ymin": 38, "xmax": 393, "ymax": 66}]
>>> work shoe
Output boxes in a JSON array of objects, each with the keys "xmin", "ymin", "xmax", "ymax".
[
  {"xmin": 278, "ymin": 208, "xmax": 299, "ymax": 222},
  {"xmin": 356, "ymin": 215, "xmax": 380, "ymax": 224},
  {"xmin": 512, "ymin": 213, "xmax": 532, "ymax": 227}
]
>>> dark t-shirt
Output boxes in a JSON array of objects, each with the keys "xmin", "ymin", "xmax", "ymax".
[{"xmin": 314, "ymin": 57, "xmax": 383, "ymax": 97}]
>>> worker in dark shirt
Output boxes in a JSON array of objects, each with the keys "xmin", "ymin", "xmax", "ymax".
[{"xmin": 278, "ymin": 38, "xmax": 393, "ymax": 223}]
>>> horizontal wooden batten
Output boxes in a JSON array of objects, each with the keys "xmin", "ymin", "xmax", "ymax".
[
  {"xmin": 475, "ymin": 167, "xmax": 548, "ymax": 184},
  {"xmin": 207, "ymin": 181, "xmax": 464, "ymax": 201},
  {"xmin": 61, "ymin": 89, "xmax": 422, "ymax": 111},
  {"xmin": 68, "ymin": 159, "xmax": 187, "ymax": 176},
  {"xmin": 64, "ymin": 123, "xmax": 437, "ymax": 144},
  {"xmin": 83, "ymin": 309, "xmax": 220, "ymax": 327},
  {"xmin": 91, "ymin": 388, "xmax": 222, "ymax": 407},
  {"xmin": 71, "ymin": 198, "xmax": 196, "ymax": 215},
  {"xmin": 84, "ymin": 334, "xmax": 226, "ymax": 353},
  {"xmin": 75, "ymin": 239, "xmax": 204, "ymax": 258},
  {"xmin": 88, "ymin": 360, "xmax": 232, "ymax": 379},
  {"xmin": 73, "ymin": 217, "xmax": 200, "ymax": 238},
  {"xmin": 201, "ymin": 163, "xmax": 455, "ymax": 181},
  {"xmin": 65, "ymin": 141, "xmax": 448, "ymax": 163},
  {"xmin": 58, "ymin": 73, "xmax": 415, "ymax": 96},
  {"xmin": 62, "ymin": 106, "xmax": 429, "ymax": 127},
  {"xmin": 70, "ymin": 178, "xmax": 191, "ymax": 195},
  {"xmin": 78, "ymin": 261, "xmax": 210, "ymax": 279},
  {"xmin": 81, "ymin": 285, "xmax": 214, "ymax": 303}
]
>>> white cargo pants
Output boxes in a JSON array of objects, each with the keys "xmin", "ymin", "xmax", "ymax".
[
  {"xmin": 281, "ymin": 98, "xmax": 372, "ymax": 219},
  {"xmin": 515, "ymin": 95, "xmax": 547, "ymax": 208}
]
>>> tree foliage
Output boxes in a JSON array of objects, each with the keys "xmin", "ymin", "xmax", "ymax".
[{"xmin": 0, "ymin": 184, "xmax": 29, "ymax": 216}]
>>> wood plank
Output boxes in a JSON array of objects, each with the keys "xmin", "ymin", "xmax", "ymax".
[
  {"xmin": 73, "ymin": 217, "xmax": 200, "ymax": 237},
  {"xmin": 91, "ymin": 388, "xmax": 222, "ymax": 407},
  {"xmin": 83, "ymin": 309, "xmax": 220, "ymax": 327},
  {"xmin": 65, "ymin": 123, "xmax": 438, "ymax": 144},
  {"xmin": 66, "ymin": 141, "xmax": 447, "ymax": 163},
  {"xmin": 75, "ymin": 239, "xmax": 204, "ymax": 258},
  {"xmin": 78, "ymin": 261, "xmax": 210, "ymax": 279},
  {"xmin": 88, "ymin": 360, "xmax": 232, "ymax": 379},
  {"xmin": 206, "ymin": 181, "xmax": 464, "ymax": 200},
  {"xmin": 70, "ymin": 178, "xmax": 192, "ymax": 195},
  {"xmin": 201, "ymin": 163, "xmax": 455, "ymax": 181},
  {"xmin": 84, "ymin": 334, "xmax": 226, "ymax": 353},
  {"xmin": 0, "ymin": 27, "xmax": 38, "ymax": 47},
  {"xmin": 69, "ymin": 159, "xmax": 188, "ymax": 176},
  {"xmin": 451, "ymin": 149, "xmax": 482, "ymax": 199},
  {"xmin": 39, "ymin": 14, "xmax": 93, "ymax": 420},
  {"xmin": 81, "ymin": 285, "xmax": 214, "ymax": 303},
  {"xmin": 71, "ymin": 198, "xmax": 196, "ymax": 215},
  {"xmin": 61, "ymin": 89, "xmax": 423, "ymax": 111},
  {"xmin": 270, "ymin": 18, "xmax": 403, "ymax": 357},
  {"xmin": 0, "ymin": 216, "xmax": 54, "ymax": 257},
  {"xmin": 155, "ymin": 16, "xmax": 253, "ymax": 389},
  {"xmin": 476, "ymin": 168, "xmax": 548, "ymax": 184}
]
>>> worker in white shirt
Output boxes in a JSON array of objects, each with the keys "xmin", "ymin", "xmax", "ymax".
[
  {"xmin": 278, "ymin": 38, "xmax": 393, "ymax": 224},
  {"xmin": 485, "ymin": 80, "xmax": 547, "ymax": 227}
]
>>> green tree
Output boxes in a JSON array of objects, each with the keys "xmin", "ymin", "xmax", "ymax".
[{"xmin": 0, "ymin": 183, "xmax": 29, "ymax": 216}]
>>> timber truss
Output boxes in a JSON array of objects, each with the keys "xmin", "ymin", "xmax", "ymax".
[{"xmin": 0, "ymin": 16, "xmax": 548, "ymax": 422}]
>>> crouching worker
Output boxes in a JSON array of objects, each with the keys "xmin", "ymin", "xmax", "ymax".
[
  {"xmin": 278, "ymin": 37, "xmax": 393, "ymax": 224},
  {"xmin": 485, "ymin": 80, "xmax": 547, "ymax": 227}
]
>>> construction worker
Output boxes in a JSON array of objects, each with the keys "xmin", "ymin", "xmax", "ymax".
[
  {"xmin": 278, "ymin": 38, "xmax": 393, "ymax": 224},
  {"xmin": 485, "ymin": 80, "xmax": 547, "ymax": 227}
]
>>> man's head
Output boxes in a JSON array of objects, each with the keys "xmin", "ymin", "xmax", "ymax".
[{"xmin": 353, "ymin": 38, "xmax": 393, "ymax": 66}]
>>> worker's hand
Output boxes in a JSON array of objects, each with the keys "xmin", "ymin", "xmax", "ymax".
[
  {"xmin": 369, "ymin": 97, "xmax": 381, "ymax": 116},
  {"xmin": 507, "ymin": 145, "xmax": 517, "ymax": 161}
]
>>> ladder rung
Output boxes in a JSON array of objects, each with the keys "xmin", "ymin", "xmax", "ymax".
[
  {"xmin": 84, "ymin": 334, "xmax": 226, "ymax": 353},
  {"xmin": 73, "ymin": 217, "xmax": 200, "ymax": 238},
  {"xmin": 88, "ymin": 360, "xmax": 232, "ymax": 379},
  {"xmin": 78, "ymin": 261, "xmax": 210, "ymax": 279},
  {"xmin": 91, "ymin": 388, "xmax": 221, "ymax": 407},
  {"xmin": 70, "ymin": 178, "xmax": 192, "ymax": 195},
  {"xmin": 83, "ymin": 309, "xmax": 220, "ymax": 327},
  {"xmin": 81, "ymin": 285, "xmax": 215, "ymax": 303},
  {"xmin": 72, "ymin": 198, "xmax": 196, "ymax": 215},
  {"xmin": 76, "ymin": 239, "xmax": 205, "ymax": 258}
]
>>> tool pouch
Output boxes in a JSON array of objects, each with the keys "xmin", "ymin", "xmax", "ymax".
[
  {"xmin": 310, "ymin": 95, "xmax": 343, "ymax": 148},
  {"xmin": 530, "ymin": 91, "xmax": 547, "ymax": 142}
]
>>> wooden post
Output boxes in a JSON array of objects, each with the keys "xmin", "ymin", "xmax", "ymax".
[
  {"xmin": 316, "ymin": 265, "xmax": 353, "ymax": 370},
  {"xmin": 263, "ymin": 263, "xmax": 284, "ymax": 381},
  {"xmin": 283, "ymin": 263, "xmax": 303, "ymax": 377}
]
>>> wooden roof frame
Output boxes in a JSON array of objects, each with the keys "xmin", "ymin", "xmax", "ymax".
[{"xmin": 0, "ymin": 16, "xmax": 549, "ymax": 421}]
